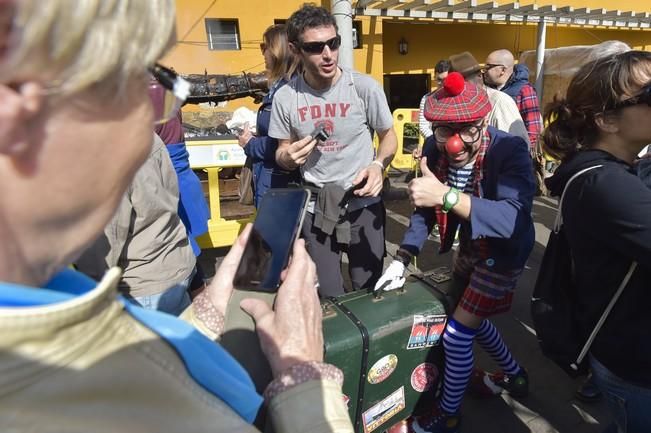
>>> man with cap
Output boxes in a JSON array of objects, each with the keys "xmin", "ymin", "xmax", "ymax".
[
  {"xmin": 374, "ymin": 72, "xmax": 535, "ymax": 433},
  {"xmin": 449, "ymin": 51, "xmax": 529, "ymax": 146}
]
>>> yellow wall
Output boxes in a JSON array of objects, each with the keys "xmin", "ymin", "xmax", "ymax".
[{"xmin": 165, "ymin": 0, "xmax": 313, "ymax": 111}]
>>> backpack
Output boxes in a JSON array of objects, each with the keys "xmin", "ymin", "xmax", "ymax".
[{"xmin": 530, "ymin": 165, "xmax": 637, "ymax": 377}]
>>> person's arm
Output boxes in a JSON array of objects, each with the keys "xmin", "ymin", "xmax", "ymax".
[
  {"xmin": 351, "ymin": 127, "xmax": 398, "ymax": 197},
  {"xmin": 398, "ymin": 140, "xmax": 440, "ymax": 257},
  {"xmin": 468, "ymin": 136, "xmax": 535, "ymax": 239},
  {"xmin": 240, "ymin": 103, "xmax": 281, "ymax": 162},
  {"xmin": 275, "ymin": 136, "xmax": 316, "ymax": 170},
  {"xmin": 516, "ymin": 85, "xmax": 542, "ymax": 151},
  {"xmin": 244, "ymin": 134, "xmax": 279, "ymax": 161},
  {"xmin": 267, "ymin": 90, "xmax": 316, "ymax": 170},
  {"xmin": 351, "ymin": 76, "xmax": 397, "ymax": 197},
  {"xmin": 398, "ymin": 206, "xmax": 437, "ymax": 258},
  {"xmin": 418, "ymin": 94, "xmax": 433, "ymax": 139}
]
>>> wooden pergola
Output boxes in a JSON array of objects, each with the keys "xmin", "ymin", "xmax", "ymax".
[{"xmin": 351, "ymin": 0, "xmax": 651, "ymax": 28}]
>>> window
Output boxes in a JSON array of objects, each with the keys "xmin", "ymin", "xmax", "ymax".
[
  {"xmin": 353, "ymin": 21, "xmax": 362, "ymax": 49},
  {"xmin": 205, "ymin": 19, "xmax": 240, "ymax": 51}
]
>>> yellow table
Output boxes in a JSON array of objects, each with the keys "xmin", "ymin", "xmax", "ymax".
[{"xmin": 186, "ymin": 137, "xmax": 254, "ymax": 249}]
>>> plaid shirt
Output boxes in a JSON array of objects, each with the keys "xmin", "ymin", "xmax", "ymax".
[{"xmin": 514, "ymin": 83, "xmax": 542, "ymax": 153}]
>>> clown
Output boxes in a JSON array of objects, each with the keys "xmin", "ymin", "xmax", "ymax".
[{"xmin": 375, "ymin": 72, "xmax": 536, "ymax": 433}]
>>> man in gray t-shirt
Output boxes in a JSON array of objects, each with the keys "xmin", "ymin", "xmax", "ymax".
[{"xmin": 269, "ymin": 5, "xmax": 397, "ymax": 296}]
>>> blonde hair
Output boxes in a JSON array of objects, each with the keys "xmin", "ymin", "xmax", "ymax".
[
  {"xmin": 0, "ymin": 0, "xmax": 176, "ymax": 98},
  {"xmin": 262, "ymin": 24, "xmax": 299, "ymax": 85}
]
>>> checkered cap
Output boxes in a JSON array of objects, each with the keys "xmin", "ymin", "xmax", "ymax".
[{"xmin": 424, "ymin": 76, "xmax": 492, "ymax": 123}]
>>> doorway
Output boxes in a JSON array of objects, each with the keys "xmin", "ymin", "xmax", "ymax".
[{"xmin": 383, "ymin": 73, "xmax": 430, "ymax": 112}]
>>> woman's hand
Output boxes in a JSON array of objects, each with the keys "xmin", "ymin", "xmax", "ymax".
[
  {"xmin": 237, "ymin": 122, "xmax": 253, "ymax": 148},
  {"xmin": 204, "ymin": 224, "xmax": 252, "ymax": 318},
  {"xmin": 240, "ymin": 239, "xmax": 324, "ymax": 377}
]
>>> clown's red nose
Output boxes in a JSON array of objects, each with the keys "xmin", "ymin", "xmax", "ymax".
[{"xmin": 445, "ymin": 135, "xmax": 464, "ymax": 154}]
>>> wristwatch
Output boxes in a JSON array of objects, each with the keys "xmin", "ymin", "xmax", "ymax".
[{"xmin": 442, "ymin": 187, "xmax": 460, "ymax": 213}]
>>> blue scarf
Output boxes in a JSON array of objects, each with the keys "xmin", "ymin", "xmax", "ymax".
[{"xmin": 0, "ymin": 269, "xmax": 263, "ymax": 422}]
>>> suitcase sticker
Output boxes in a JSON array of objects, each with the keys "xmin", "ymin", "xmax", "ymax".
[
  {"xmin": 410, "ymin": 362, "xmax": 440, "ymax": 393},
  {"xmin": 362, "ymin": 386, "xmax": 406, "ymax": 433},
  {"xmin": 367, "ymin": 354, "xmax": 398, "ymax": 384},
  {"xmin": 406, "ymin": 314, "xmax": 447, "ymax": 350}
]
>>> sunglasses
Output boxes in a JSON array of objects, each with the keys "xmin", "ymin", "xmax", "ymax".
[
  {"xmin": 482, "ymin": 63, "xmax": 504, "ymax": 72},
  {"xmin": 148, "ymin": 63, "xmax": 190, "ymax": 125},
  {"xmin": 298, "ymin": 35, "xmax": 341, "ymax": 54},
  {"xmin": 612, "ymin": 84, "xmax": 651, "ymax": 110},
  {"xmin": 259, "ymin": 42, "xmax": 267, "ymax": 54}
]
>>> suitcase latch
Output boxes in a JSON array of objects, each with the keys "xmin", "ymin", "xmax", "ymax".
[{"xmin": 425, "ymin": 266, "xmax": 452, "ymax": 284}]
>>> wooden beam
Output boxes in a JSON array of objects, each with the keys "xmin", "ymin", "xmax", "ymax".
[
  {"xmin": 488, "ymin": 2, "xmax": 520, "ymax": 14},
  {"xmin": 373, "ymin": 0, "xmax": 409, "ymax": 9},
  {"xmin": 393, "ymin": 0, "xmax": 434, "ymax": 11},
  {"xmin": 355, "ymin": 0, "xmax": 379, "ymax": 7},
  {"xmin": 468, "ymin": 1, "xmax": 501, "ymax": 13},
  {"xmin": 419, "ymin": 0, "xmax": 456, "ymax": 12}
]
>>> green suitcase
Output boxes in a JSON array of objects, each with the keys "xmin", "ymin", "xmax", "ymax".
[{"xmin": 322, "ymin": 270, "xmax": 462, "ymax": 433}]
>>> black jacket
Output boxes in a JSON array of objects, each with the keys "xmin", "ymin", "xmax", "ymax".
[{"xmin": 546, "ymin": 149, "xmax": 651, "ymax": 388}]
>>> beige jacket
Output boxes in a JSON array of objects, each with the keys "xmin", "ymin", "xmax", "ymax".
[
  {"xmin": 0, "ymin": 269, "xmax": 353, "ymax": 433},
  {"xmin": 485, "ymin": 87, "xmax": 531, "ymax": 147},
  {"xmin": 75, "ymin": 135, "xmax": 195, "ymax": 298}
]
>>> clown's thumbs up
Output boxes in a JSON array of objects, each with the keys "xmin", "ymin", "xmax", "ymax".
[
  {"xmin": 409, "ymin": 156, "xmax": 444, "ymax": 208},
  {"xmin": 420, "ymin": 156, "xmax": 435, "ymax": 177}
]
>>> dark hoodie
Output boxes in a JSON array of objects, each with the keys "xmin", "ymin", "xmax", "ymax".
[
  {"xmin": 546, "ymin": 149, "xmax": 651, "ymax": 388},
  {"xmin": 500, "ymin": 64, "xmax": 531, "ymax": 100}
]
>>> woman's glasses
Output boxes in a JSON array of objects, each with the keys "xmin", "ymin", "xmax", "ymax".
[
  {"xmin": 148, "ymin": 63, "xmax": 190, "ymax": 125},
  {"xmin": 612, "ymin": 84, "xmax": 651, "ymax": 110},
  {"xmin": 298, "ymin": 35, "xmax": 341, "ymax": 54}
]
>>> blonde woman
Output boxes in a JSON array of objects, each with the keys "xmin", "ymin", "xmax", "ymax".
[
  {"xmin": 238, "ymin": 24, "xmax": 300, "ymax": 207},
  {"xmin": 0, "ymin": 2, "xmax": 351, "ymax": 432}
]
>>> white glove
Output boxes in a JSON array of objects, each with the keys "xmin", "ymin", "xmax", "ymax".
[{"xmin": 374, "ymin": 260, "xmax": 406, "ymax": 292}]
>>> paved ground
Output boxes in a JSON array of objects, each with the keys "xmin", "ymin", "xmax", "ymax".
[{"xmin": 199, "ymin": 171, "xmax": 613, "ymax": 433}]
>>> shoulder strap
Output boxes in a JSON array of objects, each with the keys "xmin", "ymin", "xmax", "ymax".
[
  {"xmin": 553, "ymin": 164, "xmax": 602, "ymax": 232},
  {"xmin": 573, "ymin": 261, "xmax": 637, "ymax": 369}
]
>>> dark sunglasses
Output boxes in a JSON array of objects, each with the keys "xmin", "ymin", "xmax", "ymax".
[
  {"xmin": 259, "ymin": 42, "xmax": 267, "ymax": 53},
  {"xmin": 612, "ymin": 84, "xmax": 651, "ymax": 110},
  {"xmin": 298, "ymin": 35, "xmax": 341, "ymax": 54},
  {"xmin": 482, "ymin": 63, "xmax": 504, "ymax": 72}
]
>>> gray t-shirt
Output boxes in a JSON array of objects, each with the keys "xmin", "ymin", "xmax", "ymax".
[{"xmin": 269, "ymin": 68, "xmax": 394, "ymax": 188}]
